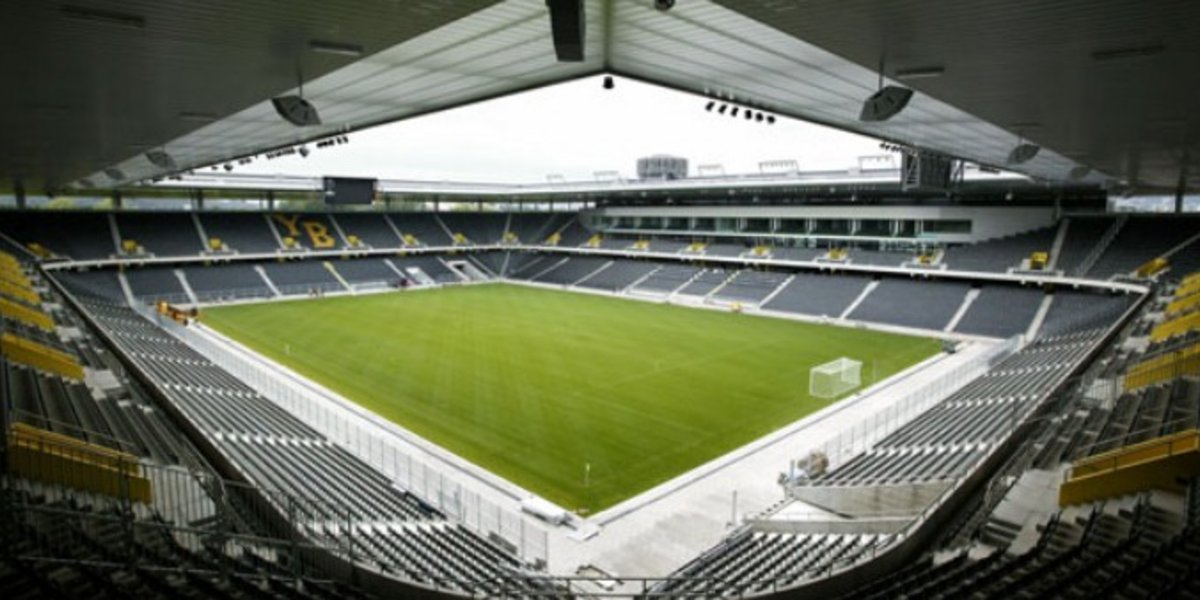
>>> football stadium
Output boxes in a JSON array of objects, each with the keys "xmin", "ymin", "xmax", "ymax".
[{"xmin": 2, "ymin": 1, "xmax": 1200, "ymax": 598}]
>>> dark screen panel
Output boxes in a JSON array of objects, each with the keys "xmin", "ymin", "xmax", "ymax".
[{"xmin": 323, "ymin": 177, "xmax": 376, "ymax": 205}]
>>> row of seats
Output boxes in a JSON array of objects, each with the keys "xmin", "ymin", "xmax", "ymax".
[
  {"xmin": 7, "ymin": 212, "xmax": 1200, "ymax": 286},
  {"xmin": 840, "ymin": 494, "xmax": 1196, "ymax": 600},
  {"xmin": 651, "ymin": 530, "xmax": 892, "ymax": 596},
  {"xmin": 2, "ymin": 490, "xmax": 364, "ymax": 600},
  {"xmin": 0, "ymin": 212, "xmax": 572, "ymax": 260},
  {"xmin": 58, "ymin": 284, "xmax": 551, "ymax": 594}
]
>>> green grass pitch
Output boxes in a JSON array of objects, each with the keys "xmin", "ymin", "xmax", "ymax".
[{"xmin": 203, "ymin": 283, "xmax": 940, "ymax": 513}]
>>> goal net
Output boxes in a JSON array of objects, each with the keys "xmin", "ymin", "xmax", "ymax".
[{"xmin": 809, "ymin": 357, "xmax": 863, "ymax": 399}]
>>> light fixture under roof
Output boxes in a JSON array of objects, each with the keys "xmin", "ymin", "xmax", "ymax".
[
  {"xmin": 1068, "ymin": 165, "xmax": 1092, "ymax": 181},
  {"xmin": 1092, "ymin": 43, "xmax": 1166, "ymax": 62},
  {"xmin": 309, "ymin": 39, "xmax": 364, "ymax": 57},
  {"xmin": 61, "ymin": 5, "xmax": 145, "ymax": 28},
  {"xmin": 104, "ymin": 168, "xmax": 125, "ymax": 181},
  {"xmin": 894, "ymin": 65, "xmax": 945, "ymax": 80}
]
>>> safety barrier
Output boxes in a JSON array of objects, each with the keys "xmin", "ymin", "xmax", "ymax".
[
  {"xmin": 7, "ymin": 423, "xmax": 152, "ymax": 503},
  {"xmin": 1060, "ymin": 428, "xmax": 1200, "ymax": 506},
  {"xmin": 1123, "ymin": 343, "xmax": 1200, "ymax": 391},
  {"xmin": 1150, "ymin": 311, "xmax": 1200, "ymax": 342},
  {"xmin": 0, "ymin": 297, "xmax": 54, "ymax": 331},
  {"xmin": 0, "ymin": 332, "xmax": 84, "ymax": 380}
]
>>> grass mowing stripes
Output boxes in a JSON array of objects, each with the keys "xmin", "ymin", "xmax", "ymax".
[{"xmin": 203, "ymin": 283, "xmax": 940, "ymax": 513}]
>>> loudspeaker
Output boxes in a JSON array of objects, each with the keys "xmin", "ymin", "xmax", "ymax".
[
  {"xmin": 901, "ymin": 152, "xmax": 955, "ymax": 191},
  {"xmin": 859, "ymin": 86, "xmax": 913, "ymax": 122},
  {"xmin": 272, "ymin": 95, "xmax": 322, "ymax": 126},
  {"xmin": 546, "ymin": 0, "xmax": 585, "ymax": 62},
  {"xmin": 1007, "ymin": 143, "xmax": 1040, "ymax": 165},
  {"xmin": 145, "ymin": 150, "xmax": 176, "ymax": 169}
]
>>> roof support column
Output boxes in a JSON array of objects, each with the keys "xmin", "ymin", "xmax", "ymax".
[
  {"xmin": 111, "ymin": 190, "xmax": 122, "ymax": 210},
  {"xmin": 13, "ymin": 178, "xmax": 25, "ymax": 210},
  {"xmin": 1176, "ymin": 156, "xmax": 1189, "ymax": 214}
]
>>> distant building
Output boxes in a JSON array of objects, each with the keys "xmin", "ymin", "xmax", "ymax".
[{"xmin": 637, "ymin": 155, "xmax": 688, "ymax": 180}]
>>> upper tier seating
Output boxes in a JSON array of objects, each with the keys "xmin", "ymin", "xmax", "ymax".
[
  {"xmin": 1056, "ymin": 216, "xmax": 1115, "ymax": 275},
  {"xmin": 943, "ymin": 226, "xmax": 1057, "ymax": 272},
  {"xmin": 197, "ymin": 213, "xmax": 281, "ymax": 254},
  {"xmin": 507, "ymin": 213, "xmax": 568, "ymax": 244},
  {"xmin": 1089, "ymin": 217, "xmax": 1200, "ymax": 278},
  {"xmin": 390, "ymin": 214, "xmax": 454, "ymax": 246},
  {"xmin": 437, "ymin": 213, "xmax": 507, "ymax": 244},
  {"xmin": 115, "ymin": 212, "xmax": 205, "ymax": 256},
  {"xmin": 331, "ymin": 213, "xmax": 403, "ymax": 248},
  {"xmin": 266, "ymin": 213, "xmax": 345, "ymax": 250},
  {"xmin": 0, "ymin": 212, "xmax": 115, "ymax": 260}
]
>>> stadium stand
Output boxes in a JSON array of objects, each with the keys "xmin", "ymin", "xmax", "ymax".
[
  {"xmin": 391, "ymin": 214, "xmax": 455, "ymax": 247},
  {"xmin": 332, "ymin": 258, "xmax": 405, "ymax": 288},
  {"xmin": 437, "ymin": 213, "xmax": 507, "ymax": 245},
  {"xmin": 1055, "ymin": 216, "xmax": 1116, "ymax": 275},
  {"xmin": 528, "ymin": 256, "xmax": 611, "ymax": 285},
  {"xmin": 762, "ymin": 273, "xmax": 873, "ymax": 319},
  {"xmin": 1088, "ymin": 217, "xmax": 1200, "ymax": 279},
  {"xmin": 954, "ymin": 285, "xmax": 1045, "ymax": 338},
  {"xmin": 51, "ymin": 280, "xmax": 557, "ymax": 596},
  {"xmin": 267, "ymin": 213, "xmax": 344, "ymax": 251},
  {"xmin": 260, "ymin": 261, "xmax": 343, "ymax": 294},
  {"xmin": 942, "ymin": 226, "xmax": 1057, "ymax": 273},
  {"xmin": 180, "ymin": 264, "xmax": 274, "ymax": 302},
  {"xmin": 676, "ymin": 269, "xmax": 732, "ymax": 297},
  {"xmin": 0, "ymin": 212, "xmax": 116, "ymax": 261},
  {"xmin": 331, "ymin": 213, "xmax": 404, "ymax": 248},
  {"xmin": 124, "ymin": 267, "xmax": 187, "ymax": 303},
  {"xmin": 711, "ymin": 270, "xmax": 790, "ymax": 304},
  {"xmin": 849, "ymin": 248, "xmax": 913, "ymax": 267},
  {"xmin": 197, "ymin": 213, "xmax": 282, "ymax": 255},
  {"xmin": 393, "ymin": 255, "xmax": 459, "ymax": 284},
  {"xmin": 848, "ymin": 279, "xmax": 971, "ymax": 331},
  {"xmin": 115, "ymin": 212, "xmax": 205, "ymax": 257},
  {"xmin": 52, "ymin": 270, "xmax": 126, "ymax": 301},
  {"xmin": 506, "ymin": 214, "xmax": 568, "ymax": 245},
  {"xmin": 631, "ymin": 264, "xmax": 702, "ymax": 294},
  {"xmin": 575, "ymin": 259, "xmax": 658, "ymax": 292}
]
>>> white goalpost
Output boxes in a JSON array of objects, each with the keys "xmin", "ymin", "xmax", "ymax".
[{"xmin": 809, "ymin": 357, "xmax": 863, "ymax": 399}]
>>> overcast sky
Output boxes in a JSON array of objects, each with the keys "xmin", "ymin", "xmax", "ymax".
[{"xmin": 237, "ymin": 76, "xmax": 892, "ymax": 184}]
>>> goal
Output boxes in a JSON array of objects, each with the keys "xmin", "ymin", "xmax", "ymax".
[{"xmin": 809, "ymin": 357, "xmax": 863, "ymax": 399}]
